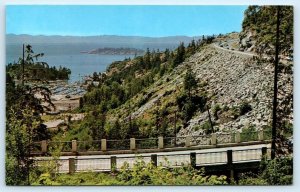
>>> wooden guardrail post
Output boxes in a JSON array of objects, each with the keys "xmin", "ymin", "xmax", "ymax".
[
  {"xmin": 235, "ymin": 132, "xmax": 241, "ymax": 143},
  {"xmin": 227, "ymin": 150, "xmax": 234, "ymax": 183},
  {"xmin": 151, "ymin": 154, "xmax": 158, "ymax": 167},
  {"xmin": 72, "ymin": 140, "xmax": 77, "ymax": 153},
  {"xmin": 130, "ymin": 138, "xmax": 136, "ymax": 150},
  {"xmin": 262, "ymin": 147, "xmax": 267, "ymax": 156},
  {"xmin": 185, "ymin": 136, "xmax": 191, "ymax": 147},
  {"xmin": 258, "ymin": 130, "xmax": 264, "ymax": 141},
  {"xmin": 69, "ymin": 158, "xmax": 75, "ymax": 174},
  {"xmin": 158, "ymin": 136, "xmax": 164, "ymax": 149},
  {"xmin": 111, "ymin": 156, "xmax": 117, "ymax": 171},
  {"xmin": 190, "ymin": 152, "xmax": 196, "ymax": 168},
  {"xmin": 211, "ymin": 133, "xmax": 217, "ymax": 145},
  {"xmin": 41, "ymin": 140, "xmax": 47, "ymax": 153},
  {"xmin": 101, "ymin": 139, "xmax": 107, "ymax": 151}
]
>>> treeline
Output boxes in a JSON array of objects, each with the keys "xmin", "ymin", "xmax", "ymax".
[{"xmin": 7, "ymin": 45, "xmax": 71, "ymax": 81}]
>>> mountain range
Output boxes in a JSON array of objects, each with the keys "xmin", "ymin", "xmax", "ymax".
[{"xmin": 6, "ymin": 34, "xmax": 201, "ymax": 50}]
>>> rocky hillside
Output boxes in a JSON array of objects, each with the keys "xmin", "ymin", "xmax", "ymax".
[
  {"xmin": 109, "ymin": 33, "xmax": 293, "ymax": 138},
  {"xmin": 178, "ymin": 42, "xmax": 292, "ymax": 136}
]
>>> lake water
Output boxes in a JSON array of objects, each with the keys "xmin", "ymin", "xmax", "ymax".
[{"xmin": 6, "ymin": 43, "xmax": 138, "ymax": 83}]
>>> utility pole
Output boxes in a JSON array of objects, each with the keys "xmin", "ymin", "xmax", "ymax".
[
  {"xmin": 22, "ymin": 44, "xmax": 25, "ymax": 86},
  {"xmin": 207, "ymin": 105, "xmax": 214, "ymax": 133},
  {"xmin": 271, "ymin": 6, "xmax": 281, "ymax": 160},
  {"xmin": 155, "ymin": 100, "xmax": 161, "ymax": 137},
  {"xmin": 129, "ymin": 101, "xmax": 132, "ymax": 134},
  {"xmin": 174, "ymin": 110, "xmax": 177, "ymax": 146}
]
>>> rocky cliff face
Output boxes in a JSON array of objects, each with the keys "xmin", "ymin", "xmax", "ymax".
[{"xmin": 239, "ymin": 30, "xmax": 257, "ymax": 52}]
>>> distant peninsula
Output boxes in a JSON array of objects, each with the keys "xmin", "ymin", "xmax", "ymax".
[{"xmin": 81, "ymin": 47, "xmax": 145, "ymax": 55}]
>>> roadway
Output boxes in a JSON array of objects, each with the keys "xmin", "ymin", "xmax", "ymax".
[{"xmin": 211, "ymin": 43, "xmax": 256, "ymax": 58}]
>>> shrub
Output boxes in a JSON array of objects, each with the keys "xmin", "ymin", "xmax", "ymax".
[
  {"xmin": 182, "ymin": 99, "xmax": 196, "ymax": 125},
  {"xmin": 212, "ymin": 104, "xmax": 221, "ymax": 119},
  {"xmin": 239, "ymin": 101, "xmax": 252, "ymax": 116},
  {"xmin": 238, "ymin": 156, "xmax": 293, "ymax": 185},
  {"xmin": 201, "ymin": 120, "xmax": 214, "ymax": 134},
  {"xmin": 261, "ymin": 157, "xmax": 293, "ymax": 185},
  {"xmin": 240, "ymin": 126, "xmax": 257, "ymax": 142},
  {"xmin": 32, "ymin": 159, "xmax": 228, "ymax": 185}
]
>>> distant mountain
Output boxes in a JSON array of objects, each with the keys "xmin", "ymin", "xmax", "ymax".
[
  {"xmin": 6, "ymin": 34, "xmax": 201, "ymax": 50},
  {"xmin": 82, "ymin": 47, "xmax": 144, "ymax": 55}
]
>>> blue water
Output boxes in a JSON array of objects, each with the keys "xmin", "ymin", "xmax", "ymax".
[{"xmin": 6, "ymin": 43, "xmax": 137, "ymax": 82}]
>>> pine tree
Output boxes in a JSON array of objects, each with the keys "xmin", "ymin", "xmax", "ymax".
[
  {"xmin": 184, "ymin": 66, "xmax": 197, "ymax": 99},
  {"xmin": 173, "ymin": 42, "xmax": 185, "ymax": 66}
]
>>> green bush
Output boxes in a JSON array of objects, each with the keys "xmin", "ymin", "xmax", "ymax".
[
  {"xmin": 201, "ymin": 120, "xmax": 214, "ymax": 134},
  {"xmin": 239, "ymin": 156, "xmax": 293, "ymax": 185},
  {"xmin": 120, "ymin": 159, "xmax": 227, "ymax": 185},
  {"xmin": 212, "ymin": 104, "xmax": 221, "ymax": 119},
  {"xmin": 240, "ymin": 126, "xmax": 258, "ymax": 142},
  {"xmin": 239, "ymin": 101, "xmax": 252, "ymax": 116},
  {"xmin": 260, "ymin": 156, "xmax": 293, "ymax": 185},
  {"xmin": 32, "ymin": 159, "xmax": 228, "ymax": 185}
]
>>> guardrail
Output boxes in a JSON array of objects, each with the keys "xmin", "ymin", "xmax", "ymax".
[
  {"xmin": 33, "ymin": 147, "xmax": 270, "ymax": 174},
  {"xmin": 33, "ymin": 130, "xmax": 268, "ymax": 154}
]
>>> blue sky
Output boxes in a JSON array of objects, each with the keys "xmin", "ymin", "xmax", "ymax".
[{"xmin": 6, "ymin": 5, "xmax": 247, "ymax": 37}]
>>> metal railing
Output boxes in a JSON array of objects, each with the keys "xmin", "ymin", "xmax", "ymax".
[
  {"xmin": 163, "ymin": 137, "xmax": 186, "ymax": 148},
  {"xmin": 233, "ymin": 148, "xmax": 262, "ymax": 162},
  {"xmin": 191, "ymin": 135, "xmax": 211, "ymax": 146},
  {"xmin": 116, "ymin": 156, "xmax": 152, "ymax": 170},
  {"xmin": 48, "ymin": 141, "xmax": 72, "ymax": 152},
  {"xmin": 77, "ymin": 140, "xmax": 101, "ymax": 152},
  {"xmin": 31, "ymin": 142, "xmax": 42, "ymax": 152},
  {"xmin": 217, "ymin": 133, "xmax": 235, "ymax": 144},
  {"xmin": 263, "ymin": 130, "xmax": 272, "ymax": 140},
  {"xmin": 107, "ymin": 139, "xmax": 130, "ymax": 151},
  {"xmin": 135, "ymin": 138, "xmax": 158, "ymax": 149},
  {"xmin": 240, "ymin": 131, "xmax": 259, "ymax": 142},
  {"xmin": 157, "ymin": 153, "xmax": 190, "ymax": 167},
  {"xmin": 196, "ymin": 151, "xmax": 227, "ymax": 165},
  {"xmin": 32, "ymin": 130, "xmax": 270, "ymax": 154},
  {"xmin": 75, "ymin": 157, "xmax": 111, "ymax": 172}
]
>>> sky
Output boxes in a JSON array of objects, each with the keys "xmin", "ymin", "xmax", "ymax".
[{"xmin": 6, "ymin": 5, "xmax": 247, "ymax": 37}]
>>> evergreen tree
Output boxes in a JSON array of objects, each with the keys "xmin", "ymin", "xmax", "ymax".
[
  {"xmin": 144, "ymin": 48, "xmax": 151, "ymax": 69},
  {"xmin": 184, "ymin": 66, "xmax": 197, "ymax": 98},
  {"xmin": 6, "ymin": 47, "xmax": 53, "ymax": 184},
  {"xmin": 173, "ymin": 42, "xmax": 185, "ymax": 66}
]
